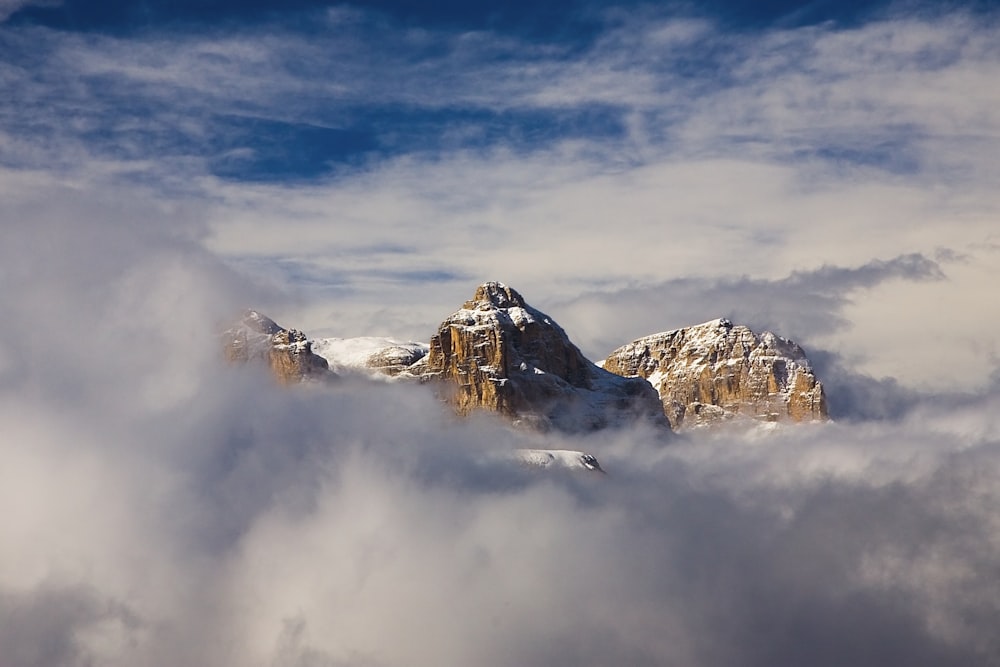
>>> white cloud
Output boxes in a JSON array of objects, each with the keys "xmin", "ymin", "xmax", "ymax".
[
  {"xmin": 4, "ymin": 6, "xmax": 998, "ymax": 379},
  {"xmin": 3, "ymin": 8, "xmax": 1000, "ymax": 664}
]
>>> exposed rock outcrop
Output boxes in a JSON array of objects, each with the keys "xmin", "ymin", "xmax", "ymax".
[
  {"xmin": 421, "ymin": 282, "xmax": 667, "ymax": 432},
  {"xmin": 224, "ymin": 290, "xmax": 830, "ymax": 436},
  {"xmin": 223, "ymin": 310, "xmax": 331, "ymax": 384},
  {"xmin": 601, "ymin": 318, "xmax": 827, "ymax": 429}
]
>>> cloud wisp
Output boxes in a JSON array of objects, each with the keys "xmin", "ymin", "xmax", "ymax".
[{"xmin": 2, "ymin": 6, "xmax": 998, "ymax": 181}]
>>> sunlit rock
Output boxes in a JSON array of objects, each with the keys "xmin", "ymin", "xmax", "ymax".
[{"xmin": 602, "ymin": 318, "xmax": 828, "ymax": 429}]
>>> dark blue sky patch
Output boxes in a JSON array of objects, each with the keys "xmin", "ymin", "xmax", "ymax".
[
  {"xmin": 214, "ymin": 104, "xmax": 628, "ymax": 180},
  {"xmin": 8, "ymin": 0, "xmax": 610, "ymax": 46},
  {"xmin": 207, "ymin": 116, "xmax": 378, "ymax": 181},
  {"xmin": 685, "ymin": 0, "xmax": 888, "ymax": 29},
  {"xmin": 204, "ymin": 105, "xmax": 627, "ymax": 181},
  {"xmin": 8, "ymin": 0, "xmax": 937, "ymax": 42},
  {"xmin": 8, "ymin": 0, "xmax": 337, "ymax": 34}
]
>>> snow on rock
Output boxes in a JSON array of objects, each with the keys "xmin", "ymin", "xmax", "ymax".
[
  {"xmin": 510, "ymin": 449, "xmax": 606, "ymax": 473},
  {"xmin": 422, "ymin": 282, "xmax": 668, "ymax": 433},
  {"xmin": 311, "ymin": 337, "xmax": 428, "ymax": 379},
  {"xmin": 223, "ymin": 310, "xmax": 331, "ymax": 384},
  {"xmin": 601, "ymin": 318, "xmax": 827, "ymax": 429},
  {"xmin": 223, "ymin": 295, "xmax": 827, "ymax": 436}
]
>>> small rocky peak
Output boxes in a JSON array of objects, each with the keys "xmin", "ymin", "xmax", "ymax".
[
  {"xmin": 241, "ymin": 309, "xmax": 284, "ymax": 336},
  {"xmin": 272, "ymin": 328, "xmax": 308, "ymax": 347},
  {"xmin": 223, "ymin": 310, "xmax": 331, "ymax": 384},
  {"xmin": 466, "ymin": 281, "xmax": 526, "ymax": 310}
]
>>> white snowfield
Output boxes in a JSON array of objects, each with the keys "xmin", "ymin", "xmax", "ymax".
[
  {"xmin": 510, "ymin": 449, "xmax": 606, "ymax": 473},
  {"xmin": 310, "ymin": 336, "xmax": 429, "ymax": 378}
]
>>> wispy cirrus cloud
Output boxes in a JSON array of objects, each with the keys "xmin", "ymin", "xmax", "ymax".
[{"xmin": 3, "ymin": 6, "xmax": 998, "ymax": 179}]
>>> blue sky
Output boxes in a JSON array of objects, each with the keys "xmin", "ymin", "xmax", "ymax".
[
  {"xmin": 4, "ymin": 2, "xmax": 1000, "ymax": 666},
  {"xmin": 4, "ymin": 2, "xmax": 960, "ymax": 181},
  {"xmin": 4, "ymin": 0, "xmax": 981, "ymax": 183}
]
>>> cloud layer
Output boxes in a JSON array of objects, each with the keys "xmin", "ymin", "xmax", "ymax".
[
  {"xmin": 3, "ymin": 3, "xmax": 1000, "ymax": 665},
  {"xmin": 3, "ymin": 182, "xmax": 1000, "ymax": 666}
]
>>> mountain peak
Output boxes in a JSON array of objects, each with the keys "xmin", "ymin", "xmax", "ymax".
[
  {"xmin": 602, "ymin": 321, "xmax": 827, "ymax": 428},
  {"xmin": 467, "ymin": 281, "xmax": 526, "ymax": 310},
  {"xmin": 240, "ymin": 309, "xmax": 284, "ymax": 336},
  {"xmin": 223, "ymin": 310, "xmax": 331, "ymax": 384},
  {"xmin": 225, "ymin": 286, "xmax": 829, "ymax": 435},
  {"xmin": 425, "ymin": 283, "xmax": 667, "ymax": 432}
]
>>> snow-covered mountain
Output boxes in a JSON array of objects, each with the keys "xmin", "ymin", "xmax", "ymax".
[
  {"xmin": 227, "ymin": 283, "xmax": 828, "ymax": 433},
  {"xmin": 222, "ymin": 309, "xmax": 330, "ymax": 384},
  {"xmin": 601, "ymin": 318, "xmax": 827, "ymax": 429},
  {"xmin": 418, "ymin": 282, "xmax": 668, "ymax": 432}
]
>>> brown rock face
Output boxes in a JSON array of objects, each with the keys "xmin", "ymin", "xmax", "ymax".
[
  {"xmin": 422, "ymin": 282, "xmax": 666, "ymax": 432},
  {"xmin": 223, "ymin": 310, "xmax": 330, "ymax": 384},
  {"xmin": 602, "ymin": 318, "xmax": 827, "ymax": 429}
]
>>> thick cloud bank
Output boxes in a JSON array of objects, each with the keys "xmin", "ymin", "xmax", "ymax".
[{"xmin": 3, "ymin": 193, "xmax": 1000, "ymax": 667}]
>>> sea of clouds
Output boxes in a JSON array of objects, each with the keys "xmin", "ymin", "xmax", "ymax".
[{"xmin": 2, "ymin": 185, "xmax": 1000, "ymax": 667}]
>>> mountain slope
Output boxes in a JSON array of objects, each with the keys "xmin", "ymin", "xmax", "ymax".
[
  {"xmin": 311, "ymin": 337, "xmax": 428, "ymax": 378},
  {"xmin": 223, "ymin": 310, "xmax": 331, "ymax": 384},
  {"xmin": 601, "ymin": 318, "xmax": 827, "ymax": 429},
  {"xmin": 421, "ymin": 282, "xmax": 667, "ymax": 432}
]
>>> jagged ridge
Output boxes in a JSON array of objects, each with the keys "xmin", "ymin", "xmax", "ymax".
[{"xmin": 227, "ymin": 285, "xmax": 829, "ymax": 433}]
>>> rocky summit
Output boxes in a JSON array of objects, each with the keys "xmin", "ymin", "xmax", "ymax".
[
  {"xmin": 420, "ymin": 282, "xmax": 667, "ymax": 432},
  {"xmin": 223, "ymin": 310, "xmax": 331, "ymax": 384},
  {"xmin": 601, "ymin": 318, "xmax": 828, "ymax": 429},
  {"xmin": 227, "ymin": 284, "xmax": 830, "ymax": 434}
]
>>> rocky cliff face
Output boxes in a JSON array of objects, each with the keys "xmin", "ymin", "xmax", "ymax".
[
  {"xmin": 601, "ymin": 318, "xmax": 827, "ymax": 429},
  {"xmin": 421, "ymin": 282, "xmax": 666, "ymax": 432},
  {"xmin": 226, "ymin": 289, "xmax": 830, "ymax": 434},
  {"xmin": 223, "ymin": 310, "xmax": 331, "ymax": 384}
]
